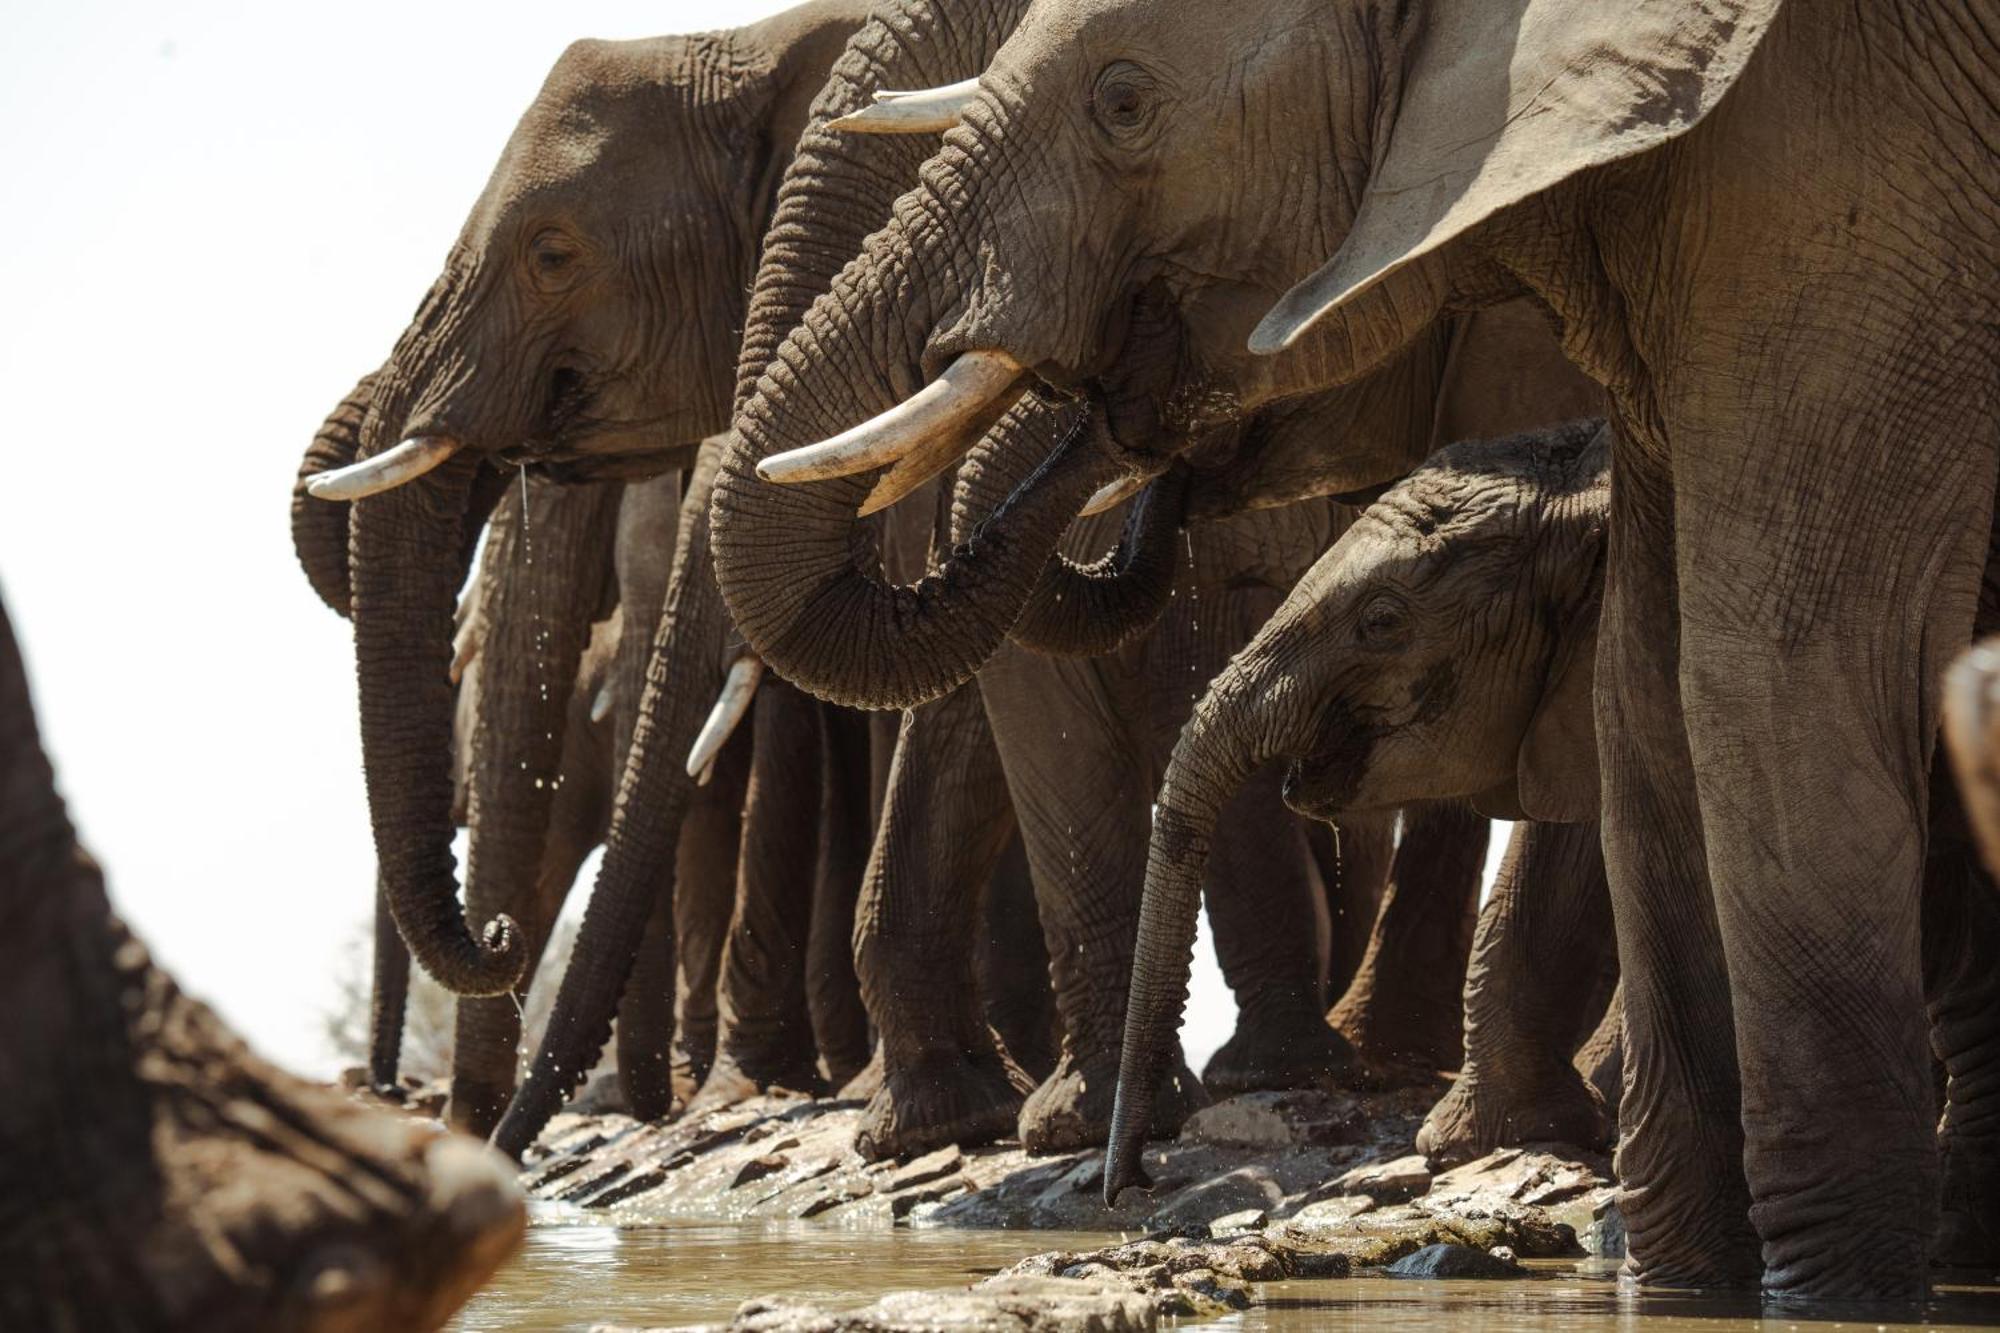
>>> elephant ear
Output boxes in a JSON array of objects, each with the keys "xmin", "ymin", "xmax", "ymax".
[
  {"xmin": 1515, "ymin": 620, "xmax": 1600, "ymax": 823},
  {"xmin": 1250, "ymin": 0, "xmax": 1784, "ymax": 356}
]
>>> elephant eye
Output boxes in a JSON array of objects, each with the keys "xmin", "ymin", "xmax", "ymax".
[
  {"xmin": 529, "ymin": 230, "xmax": 581, "ymax": 282},
  {"xmin": 1091, "ymin": 61, "xmax": 1159, "ymax": 140},
  {"xmin": 1355, "ymin": 591, "xmax": 1410, "ymax": 646}
]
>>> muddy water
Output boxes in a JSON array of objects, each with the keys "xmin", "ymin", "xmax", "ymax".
[{"xmin": 455, "ymin": 1213, "xmax": 2000, "ymax": 1333}]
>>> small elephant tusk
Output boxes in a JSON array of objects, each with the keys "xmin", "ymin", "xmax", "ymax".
[
  {"xmin": 756, "ymin": 351, "xmax": 1026, "ymax": 486},
  {"xmin": 685, "ymin": 656, "xmax": 765, "ymax": 781},
  {"xmin": 305, "ymin": 435, "xmax": 463, "ymax": 502},
  {"xmin": 827, "ymin": 78, "xmax": 982, "ymax": 135},
  {"xmin": 1079, "ymin": 471, "xmax": 1150, "ymax": 518},
  {"xmin": 450, "ymin": 615, "xmax": 483, "ymax": 686},
  {"xmin": 589, "ymin": 683, "xmax": 614, "ymax": 725}
]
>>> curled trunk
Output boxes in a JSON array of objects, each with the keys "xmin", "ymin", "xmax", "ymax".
[
  {"xmin": 351, "ymin": 457, "xmax": 522, "ymax": 996},
  {"xmin": 1105, "ymin": 658, "xmax": 1305, "ymax": 1202},
  {"xmin": 292, "ymin": 372, "xmax": 379, "ymax": 617},
  {"xmin": 1011, "ymin": 467, "xmax": 1189, "ymax": 658}
]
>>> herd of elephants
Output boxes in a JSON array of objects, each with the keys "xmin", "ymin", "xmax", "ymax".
[{"xmin": 7, "ymin": 0, "xmax": 2000, "ymax": 1324}]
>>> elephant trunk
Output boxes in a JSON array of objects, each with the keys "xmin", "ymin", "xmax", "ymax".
[
  {"xmin": 366, "ymin": 874, "xmax": 410, "ymax": 1093},
  {"xmin": 292, "ymin": 372, "xmax": 380, "ymax": 617},
  {"xmin": 715, "ymin": 189, "xmax": 1116, "ymax": 711},
  {"xmin": 1010, "ymin": 467, "xmax": 1190, "ymax": 658},
  {"xmin": 493, "ymin": 447, "xmax": 731, "ymax": 1157},
  {"xmin": 350, "ymin": 453, "xmax": 523, "ymax": 996},
  {"xmin": 1104, "ymin": 653, "xmax": 1306, "ymax": 1202}
]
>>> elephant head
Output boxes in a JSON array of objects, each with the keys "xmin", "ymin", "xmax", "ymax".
[
  {"xmin": 296, "ymin": 5, "xmax": 867, "ymax": 999},
  {"xmin": 711, "ymin": 0, "xmax": 1773, "ymax": 707},
  {"xmin": 1105, "ymin": 419, "xmax": 1610, "ymax": 1199}
]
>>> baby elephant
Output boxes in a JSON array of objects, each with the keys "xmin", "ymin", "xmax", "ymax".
[{"xmin": 1107, "ymin": 420, "xmax": 1614, "ymax": 1199}]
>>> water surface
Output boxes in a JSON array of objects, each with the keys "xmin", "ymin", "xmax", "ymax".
[{"xmin": 454, "ymin": 1213, "xmax": 2000, "ymax": 1332}]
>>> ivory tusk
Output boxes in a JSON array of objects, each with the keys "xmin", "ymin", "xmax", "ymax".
[
  {"xmin": 827, "ymin": 78, "xmax": 981, "ymax": 135},
  {"xmin": 589, "ymin": 683, "xmax": 614, "ymax": 724},
  {"xmin": 306, "ymin": 435, "xmax": 463, "ymax": 502},
  {"xmin": 757, "ymin": 351, "xmax": 1026, "ymax": 486},
  {"xmin": 1079, "ymin": 472, "xmax": 1149, "ymax": 518},
  {"xmin": 449, "ymin": 614, "xmax": 483, "ymax": 686},
  {"xmin": 686, "ymin": 656, "xmax": 765, "ymax": 780}
]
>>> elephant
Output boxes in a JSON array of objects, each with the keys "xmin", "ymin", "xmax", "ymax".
[
  {"xmin": 699, "ymin": 0, "xmax": 1999, "ymax": 1296},
  {"xmin": 1113, "ymin": 421, "xmax": 1623, "ymax": 1183},
  {"xmin": 0, "ymin": 585, "xmax": 524, "ymax": 1328},
  {"xmin": 292, "ymin": 0, "xmax": 872, "ymax": 1030}
]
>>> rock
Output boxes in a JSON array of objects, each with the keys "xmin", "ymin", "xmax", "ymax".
[
  {"xmin": 1142, "ymin": 1167, "xmax": 1283, "ymax": 1231},
  {"xmin": 1426, "ymin": 1147, "xmax": 1608, "ymax": 1211},
  {"xmin": 1384, "ymin": 1242, "xmax": 1524, "ymax": 1280},
  {"xmin": 884, "ymin": 1145, "xmax": 962, "ymax": 1193},
  {"xmin": 798, "ymin": 1180, "xmax": 873, "ymax": 1219},
  {"xmin": 1332, "ymin": 1154, "xmax": 1431, "ymax": 1203},
  {"xmin": 568, "ymin": 1070, "xmax": 630, "ymax": 1116},
  {"xmin": 1582, "ymin": 1199, "xmax": 1626, "ymax": 1259},
  {"xmin": 1208, "ymin": 1208, "xmax": 1268, "ymax": 1236},
  {"xmin": 1280, "ymin": 1194, "xmax": 1374, "ymax": 1233},
  {"xmin": 635, "ymin": 1276, "xmax": 1156, "ymax": 1333},
  {"xmin": 732, "ymin": 1154, "xmax": 791, "ymax": 1190},
  {"xmin": 890, "ymin": 1177, "xmax": 965, "ymax": 1219},
  {"xmin": 1179, "ymin": 1091, "xmax": 1364, "ymax": 1149},
  {"xmin": 1005, "ymin": 1230, "xmax": 1351, "ymax": 1315}
]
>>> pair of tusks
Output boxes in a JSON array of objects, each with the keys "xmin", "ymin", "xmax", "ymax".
[
  {"xmin": 827, "ymin": 78, "xmax": 981, "ymax": 135},
  {"xmin": 756, "ymin": 350, "xmax": 1028, "ymax": 515},
  {"xmin": 306, "ymin": 435, "xmax": 464, "ymax": 502},
  {"xmin": 686, "ymin": 656, "xmax": 765, "ymax": 786}
]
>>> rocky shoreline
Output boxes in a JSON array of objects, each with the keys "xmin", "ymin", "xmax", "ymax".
[{"xmin": 493, "ymin": 1086, "xmax": 1624, "ymax": 1332}]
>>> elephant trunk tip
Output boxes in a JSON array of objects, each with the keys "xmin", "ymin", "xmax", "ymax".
[
  {"xmin": 425, "ymin": 912, "xmax": 529, "ymax": 998},
  {"xmin": 1102, "ymin": 1088, "xmax": 1157, "ymax": 1206}
]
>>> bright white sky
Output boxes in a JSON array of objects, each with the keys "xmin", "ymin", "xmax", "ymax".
[{"xmin": 0, "ymin": 0, "xmax": 1507, "ymax": 1081}]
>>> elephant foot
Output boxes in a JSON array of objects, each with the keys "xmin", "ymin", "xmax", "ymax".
[
  {"xmin": 837, "ymin": 1048, "xmax": 886, "ymax": 1102},
  {"xmin": 684, "ymin": 1047, "xmax": 825, "ymax": 1117},
  {"xmin": 1937, "ymin": 1134, "xmax": 2000, "ymax": 1268},
  {"xmin": 854, "ymin": 1046, "xmax": 1033, "ymax": 1162},
  {"xmin": 1019, "ymin": 1048, "xmax": 1207, "ymax": 1155},
  {"xmin": 1202, "ymin": 1011, "xmax": 1359, "ymax": 1096},
  {"xmin": 1414, "ymin": 1060, "xmax": 1610, "ymax": 1168},
  {"xmin": 23, "ymin": 923, "xmax": 524, "ymax": 1327}
]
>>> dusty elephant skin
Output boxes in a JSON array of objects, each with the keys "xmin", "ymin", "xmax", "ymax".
[
  {"xmin": 709, "ymin": 0, "xmax": 1998, "ymax": 1299},
  {"xmin": 0, "ymin": 591, "xmax": 524, "ymax": 1328}
]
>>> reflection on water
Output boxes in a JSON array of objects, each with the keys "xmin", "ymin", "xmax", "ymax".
[{"xmin": 456, "ymin": 1210, "xmax": 2000, "ymax": 1333}]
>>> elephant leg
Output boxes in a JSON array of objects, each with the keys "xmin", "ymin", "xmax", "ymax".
[
  {"xmin": 979, "ymin": 832, "xmax": 1059, "ymax": 1081},
  {"xmin": 1417, "ymin": 820, "xmax": 1615, "ymax": 1165},
  {"xmin": 980, "ymin": 643, "xmax": 1205, "ymax": 1154},
  {"xmin": 1200, "ymin": 762, "xmax": 1357, "ymax": 1094},
  {"xmin": 1597, "ymin": 437, "xmax": 1758, "ymax": 1289},
  {"xmin": 1326, "ymin": 800, "xmax": 1485, "ymax": 1080},
  {"xmin": 690, "ymin": 681, "xmax": 825, "ymax": 1111},
  {"xmin": 1921, "ymin": 753, "xmax": 2000, "ymax": 1268},
  {"xmin": 808, "ymin": 703, "xmax": 874, "ymax": 1089},
  {"xmin": 1573, "ymin": 982, "xmax": 1624, "ymax": 1123},
  {"xmin": 368, "ymin": 874, "xmax": 411, "ymax": 1096},
  {"xmin": 1671, "ymin": 406, "xmax": 1993, "ymax": 1297},
  {"xmin": 852, "ymin": 687, "xmax": 1029, "ymax": 1160},
  {"xmin": 674, "ymin": 724, "xmax": 750, "ymax": 1092},
  {"xmin": 1314, "ymin": 817, "xmax": 1391, "ymax": 1003}
]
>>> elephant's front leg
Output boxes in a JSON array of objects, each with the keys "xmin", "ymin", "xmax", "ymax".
[
  {"xmin": 689, "ymin": 680, "xmax": 827, "ymax": 1111},
  {"xmin": 1597, "ymin": 433, "xmax": 1758, "ymax": 1289},
  {"xmin": 1199, "ymin": 761, "xmax": 1359, "ymax": 1095},
  {"xmin": 671, "ymin": 726, "xmax": 750, "ymax": 1096},
  {"xmin": 1417, "ymin": 820, "xmax": 1615, "ymax": 1165},
  {"xmin": 1326, "ymin": 801, "xmax": 1486, "ymax": 1079},
  {"xmin": 981, "ymin": 643, "xmax": 1205, "ymax": 1153},
  {"xmin": 851, "ymin": 686, "xmax": 1030, "ymax": 1160},
  {"xmin": 807, "ymin": 703, "xmax": 875, "ymax": 1091}
]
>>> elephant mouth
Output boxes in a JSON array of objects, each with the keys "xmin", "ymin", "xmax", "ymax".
[{"xmin": 1280, "ymin": 712, "xmax": 1380, "ymax": 821}]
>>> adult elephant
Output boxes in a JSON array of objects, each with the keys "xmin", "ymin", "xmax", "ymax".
[
  {"xmin": 294, "ymin": 0, "xmax": 872, "ymax": 1033},
  {"xmin": 710, "ymin": 0, "xmax": 1998, "ymax": 1297}
]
